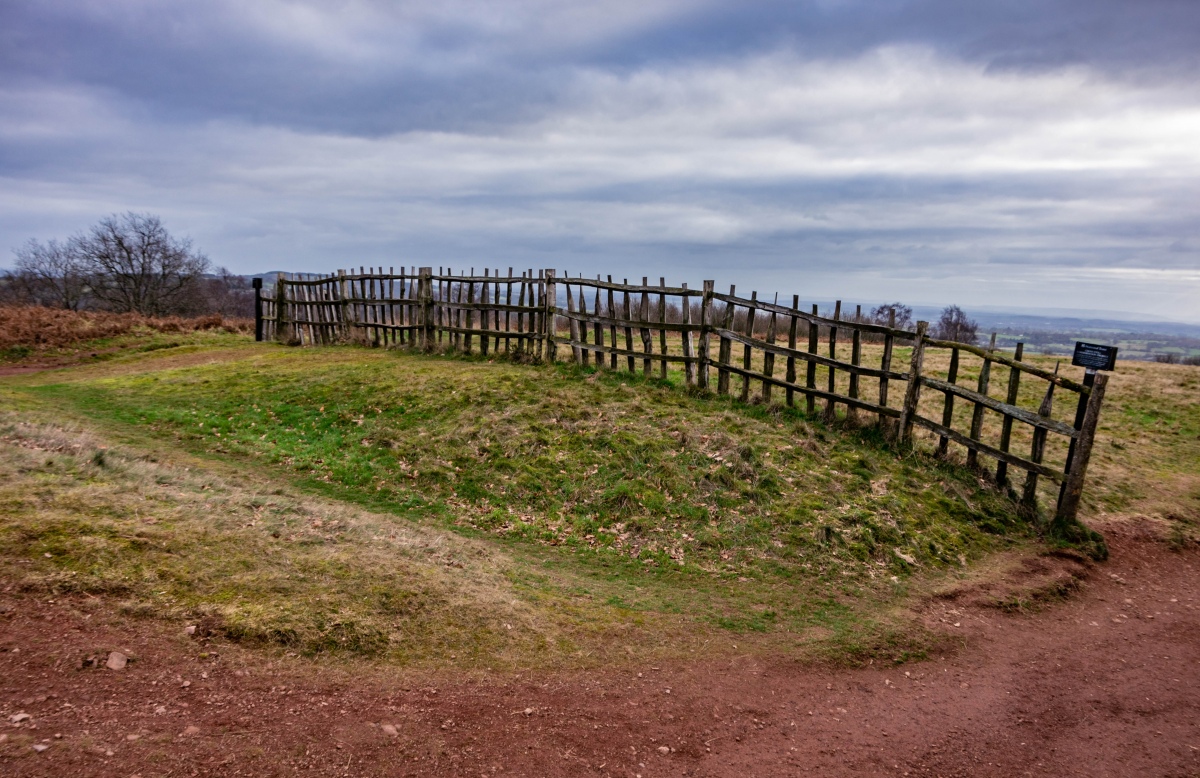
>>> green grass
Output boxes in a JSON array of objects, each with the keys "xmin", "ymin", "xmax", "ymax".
[
  {"xmin": 11, "ymin": 343, "xmax": 1028, "ymax": 579},
  {"xmin": 4, "ymin": 332, "xmax": 1194, "ymax": 668},
  {"xmin": 1078, "ymin": 360, "xmax": 1200, "ymax": 525}
]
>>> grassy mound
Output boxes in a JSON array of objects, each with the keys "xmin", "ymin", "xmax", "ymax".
[
  {"xmin": 19, "ymin": 346, "xmax": 1029, "ymax": 580},
  {"xmin": 3, "ymin": 333, "xmax": 1196, "ymax": 667}
]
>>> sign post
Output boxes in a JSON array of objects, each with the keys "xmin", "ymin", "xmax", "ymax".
[
  {"xmin": 1056, "ymin": 342, "xmax": 1118, "ymax": 514},
  {"xmin": 1071, "ymin": 342, "xmax": 1118, "ymax": 372},
  {"xmin": 252, "ymin": 278, "xmax": 263, "ymax": 342}
]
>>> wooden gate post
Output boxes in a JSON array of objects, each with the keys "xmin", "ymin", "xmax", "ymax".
[
  {"xmin": 897, "ymin": 320, "xmax": 928, "ymax": 444},
  {"xmin": 697, "ymin": 281, "xmax": 714, "ymax": 390},
  {"xmin": 274, "ymin": 274, "xmax": 287, "ymax": 344},
  {"xmin": 543, "ymin": 269, "xmax": 557, "ymax": 363},
  {"xmin": 252, "ymin": 278, "xmax": 263, "ymax": 341},
  {"xmin": 418, "ymin": 267, "xmax": 434, "ymax": 351},
  {"xmin": 1053, "ymin": 372, "xmax": 1108, "ymax": 529}
]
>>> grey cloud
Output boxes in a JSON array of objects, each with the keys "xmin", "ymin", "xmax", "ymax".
[
  {"xmin": 3, "ymin": 1, "xmax": 1199, "ymax": 138},
  {"xmin": 2, "ymin": 1, "xmax": 1199, "ymax": 320}
]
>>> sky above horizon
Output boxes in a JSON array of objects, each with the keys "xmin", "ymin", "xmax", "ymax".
[{"xmin": 2, "ymin": 1, "xmax": 1199, "ymax": 321}]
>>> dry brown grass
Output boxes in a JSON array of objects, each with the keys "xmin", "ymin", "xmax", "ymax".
[
  {"xmin": 0, "ymin": 416, "xmax": 678, "ymax": 669},
  {"xmin": 0, "ymin": 305, "xmax": 253, "ymax": 353}
]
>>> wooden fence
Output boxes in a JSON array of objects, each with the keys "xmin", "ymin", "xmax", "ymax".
[{"xmin": 254, "ymin": 268, "xmax": 1110, "ymax": 526}]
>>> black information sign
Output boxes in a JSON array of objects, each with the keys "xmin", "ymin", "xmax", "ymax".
[{"xmin": 1072, "ymin": 341, "xmax": 1118, "ymax": 371}]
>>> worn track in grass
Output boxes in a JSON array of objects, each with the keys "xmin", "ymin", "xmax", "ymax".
[{"xmin": 1, "ymin": 521, "xmax": 1196, "ymax": 777}]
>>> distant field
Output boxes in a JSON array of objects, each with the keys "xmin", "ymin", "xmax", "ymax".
[
  {"xmin": 991, "ymin": 330, "xmax": 1200, "ymax": 362},
  {"xmin": 1, "ymin": 324, "xmax": 1196, "ymax": 670}
]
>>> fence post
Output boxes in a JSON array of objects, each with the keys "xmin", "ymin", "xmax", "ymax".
[
  {"xmin": 995, "ymin": 342, "xmax": 1025, "ymax": 488},
  {"xmin": 252, "ymin": 278, "xmax": 263, "ymax": 341},
  {"xmin": 337, "ymin": 269, "xmax": 350, "ymax": 340},
  {"xmin": 1022, "ymin": 376, "xmax": 1057, "ymax": 515},
  {"xmin": 543, "ymin": 269, "xmax": 557, "ymax": 363},
  {"xmin": 1053, "ymin": 372, "xmax": 1108, "ymax": 529},
  {"xmin": 716, "ymin": 285, "xmax": 735, "ymax": 395},
  {"xmin": 418, "ymin": 267, "xmax": 434, "ymax": 351},
  {"xmin": 1057, "ymin": 368, "xmax": 1097, "ymax": 508},
  {"xmin": 966, "ymin": 333, "xmax": 997, "ymax": 469},
  {"xmin": 897, "ymin": 320, "xmax": 928, "ymax": 444},
  {"xmin": 274, "ymin": 274, "xmax": 287, "ymax": 343},
  {"xmin": 698, "ymin": 281, "xmax": 714, "ymax": 389}
]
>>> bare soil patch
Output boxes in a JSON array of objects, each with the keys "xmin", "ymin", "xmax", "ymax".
[{"xmin": 2, "ymin": 520, "xmax": 1196, "ymax": 777}]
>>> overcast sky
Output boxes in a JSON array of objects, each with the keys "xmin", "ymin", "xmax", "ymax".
[{"xmin": 3, "ymin": 1, "xmax": 1198, "ymax": 321}]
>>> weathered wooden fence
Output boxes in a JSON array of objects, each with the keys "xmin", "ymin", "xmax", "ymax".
[{"xmin": 254, "ymin": 268, "xmax": 1110, "ymax": 525}]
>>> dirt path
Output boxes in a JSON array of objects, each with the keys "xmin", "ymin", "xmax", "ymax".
[{"xmin": 2, "ymin": 521, "xmax": 1197, "ymax": 777}]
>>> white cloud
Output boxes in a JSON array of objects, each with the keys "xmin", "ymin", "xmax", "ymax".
[{"xmin": 2, "ymin": 43, "xmax": 1199, "ymax": 319}]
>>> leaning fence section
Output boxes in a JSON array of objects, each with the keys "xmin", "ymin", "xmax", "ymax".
[
  {"xmin": 434, "ymin": 268, "xmax": 545, "ymax": 357},
  {"xmin": 903, "ymin": 334, "xmax": 1104, "ymax": 523},
  {"xmin": 551, "ymin": 275, "xmax": 706, "ymax": 384},
  {"xmin": 255, "ymin": 267, "xmax": 1109, "ymax": 525},
  {"xmin": 706, "ymin": 290, "xmax": 909, "ymax": 426}
]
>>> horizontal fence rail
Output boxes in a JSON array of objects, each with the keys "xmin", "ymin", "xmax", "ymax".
[{"xmin": 255, "ymin": 267, "xmax": 1109, "ymax": 525}]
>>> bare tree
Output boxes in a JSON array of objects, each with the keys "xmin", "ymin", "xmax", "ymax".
[
  {"xmin": 870, "ymin": 302, "xmax": 913, "ymax": 330},
  {"xmin": 5, "ymin": 239, "xmax": 89, "ymax": 310},
  {"xmin": 934, "ymin": 305, "xmax": 979, "ymax": 344},
  {"xmin": 74, "ymin": 213, "xmax": 210, "ymax": 316}
]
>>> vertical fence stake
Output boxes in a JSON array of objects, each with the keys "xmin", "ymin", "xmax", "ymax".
[
  {"xmin": 336, "ymin": 270, "xmax": 349, "ymax": 341},
  {"xmin": 761, "ymin": 294, "xmax": 778, "ymax": 405},
  {"xmin": 274, "ymin": 274, "xmax": 287, "ymax": 343},
  {"xmin": 480, "ymin": 269, "xmax": 491, "ymax": 357},
  {"xmin": 898, "ymin": 321, "xmax": 928, "ymax": 444},
  {"xmin": 543, "ymin": 269, "xmax": 557, "ymax": 363},
  {"xmin": 680, "ymin": 282, "xmax": 695, "ymax": 386},
  {"xmin": 847, "ymin": 304, "xmax": 861, "ymax": 424},
  {"xmin": 806, "ymin": 305, "xmax": 818, "ymax": 416},
  {"xmin": 698, "ymin": 281, "xmax": 714, "ymax": 389},
  {"xmin": 640, "ymin": 277, "xmax": 653, "ymax": 376},
  {"xmin": 573, "ymin": 279, "xmax": 587, "ymax": 365},
  {"xmin": 1022, "ymin": 367, "xmax": 1058, "ymax": 515},
  {"xmin": 786, "ymin": 295, "xmax": 799, "ymax": 407},
  {"xmin": 740, "ymin": 291, "xmax": 757, "ymax": 403},
  {"xmin": 824, "ymin": 301, "xmax": 841, "ymax": 421},
  {"xmin": 966, "ymin": 333, "xmax": 997, "ymax": 469},
  {"xmin": 565, "ymin": 281, "xmax": 581, "ymax": 364},
  {"xmin": 606, "ymin": 277, "xmax": 618, "ymax": 370},
  {"xmin": 1054, "ymin": 372, "xmax": 1108, "ymax": 528},
  {"xmin": 716, "ymin": 285, "xmax": 735, "ymax": 395},
  {"xmin": 996, "ymin": 342, "xmax": 1024, "ymax": 488},
  {"xmin": 657, "ymin": 278, "xmax": 668, "ymax": 380},
  {"xmin": 878, "ymin": 309, "xmax": 895, "ymax": 432},
  {"xmin": 938, "ymin": 348, "xmax": 960, "ymax": 456},
  {"xmin": 418, "ymin": 267, "xmax": 433, "ymax": 351}
]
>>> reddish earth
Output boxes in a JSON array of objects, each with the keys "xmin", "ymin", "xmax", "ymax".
[
  {"xmin": 0, "ymin": 364, "xmax": 58, "ymax": 378},
  {"xmin": 2, "ymin": 521, "xmax": 1198, "ymax": 778},
  {"xmin": 0, "ymin": 355, "xmax": 110, "ymax": 377}
]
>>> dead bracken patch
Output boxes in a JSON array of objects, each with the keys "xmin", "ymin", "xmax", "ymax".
[{"xmin": 0, "ymin": 305, "xmax": 251, "ymax": 355}]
